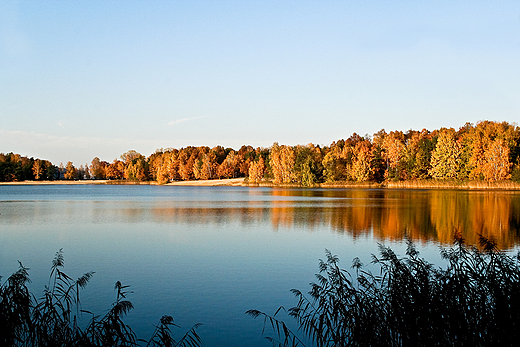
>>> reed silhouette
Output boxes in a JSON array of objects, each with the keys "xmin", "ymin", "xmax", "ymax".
[
  {"xmin": 248, "ymin": 234, "xmax": 520, "ymax": 346},
  {"xmin": 0, "ymin": 250, "xmax": 202, "ymax": 347}
]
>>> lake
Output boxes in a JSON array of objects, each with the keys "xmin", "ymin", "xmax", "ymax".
[{"xmin": 1, "ymin": 185, "xmax": 520, "ymax": 346}]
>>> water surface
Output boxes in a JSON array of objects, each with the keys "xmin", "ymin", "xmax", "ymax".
[{"xmin": 1, "ymin": 185, "xmax": 519, "ymax": 346}]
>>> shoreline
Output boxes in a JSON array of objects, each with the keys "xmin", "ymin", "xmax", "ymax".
[
  {"xmin": 0, "ymin": 178, "xmax": 247, "ymax": 187},
  {"xmin": 1, "ymin": 178, "xmax": 520, "ymax": 190}
]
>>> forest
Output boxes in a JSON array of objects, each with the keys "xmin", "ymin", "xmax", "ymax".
[{"xmin": 2, "ymin": 121, "xmax": 520, "ymax": 185}]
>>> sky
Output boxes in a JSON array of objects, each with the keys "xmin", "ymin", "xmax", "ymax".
[{"xmin": 1, "ymin": 1, "xmax": 519, "ymax": 166}]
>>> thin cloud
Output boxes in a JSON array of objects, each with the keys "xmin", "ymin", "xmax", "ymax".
[
  {"xmin": 0, "ymin": 129, "xmax": 165, "ymax": 148},
  {"xmin": 168, "ymin": 116, "xmax": 205, "ymax": 126},
  {"xmin": 0, "ymin": 128, "xmax": 167, "ymax": 164}
]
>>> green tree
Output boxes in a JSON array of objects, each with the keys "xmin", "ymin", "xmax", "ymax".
[{"xmin": 429, "ymin": 128, "xmax": 465, "ymax": 180}]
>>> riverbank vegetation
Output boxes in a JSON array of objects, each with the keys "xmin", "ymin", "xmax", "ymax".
[
  {"xmin": 2, "ymin": 236, "xmax": 520, "ymax": 346},
  {"xmin": 2, "ymin": 121, "xmax": 520, "ymax": 187},
  {"xmin": 248, "ymin": 235, "xmax": 520, "ymax": 346},
  {"xmin": 0, "ymin": 250, "xmax": 202, "ymax": 347}
]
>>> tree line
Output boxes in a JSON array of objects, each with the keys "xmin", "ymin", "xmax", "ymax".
[{"xmin": 1, "ymin": 121, "xmax": 519, "ymax": 184}]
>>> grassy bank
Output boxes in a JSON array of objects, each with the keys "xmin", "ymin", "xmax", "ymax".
[
  {"xmin": 385, "ymin": 179, "xmax": 520, "ymax": 190},
  {"xmin": 3, "ymin": 178, "xmax": 520, "ymax": 190}
]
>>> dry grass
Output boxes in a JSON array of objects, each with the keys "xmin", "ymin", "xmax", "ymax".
[
  {"xmin": 467, "ymin": 180, "xmax": 520, "ymax": 190},
  {"xmin": 320, "ymin": 181, "xmax": 384, "ymax": 188},
  {"xmin": 386, "ymin": 179, "xmax": 467, "ymax": 189},
  {"xmin": 4, "ymin": 178, "xmax": 520, "ymax": 190},
  {"xmin": 387, "ymin": 179, "xmax": 520, "ymax": 190}
]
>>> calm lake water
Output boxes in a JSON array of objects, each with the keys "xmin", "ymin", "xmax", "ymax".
[{"xmin": 1, "ymin": 185, "xmax": 520, "ymax": 346}]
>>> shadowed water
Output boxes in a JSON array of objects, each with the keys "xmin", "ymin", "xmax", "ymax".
[{"xmin": 1, "ymin": 185, "xmax": 519, "ymax": 346}]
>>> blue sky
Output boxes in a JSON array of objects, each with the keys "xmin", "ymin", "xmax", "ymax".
[{"xmin": 1, "ymin": 1, "xmax": 519, "ymax": 166}]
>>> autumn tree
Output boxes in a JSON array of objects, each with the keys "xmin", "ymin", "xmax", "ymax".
[
  {"xmin": 156, "ymin": 163, "xmax": 169, "ymax": 184},
  {"xmin": 248, "ymin": 156, "xmax": 266, "ymax": 183},
  {"xmin": 235, "ymin": 145, "xmax": 257, "ymax": 177},
  {"xmin": 178, "ymin": 149, "xmax": 196, "ymax": 181},
  {"xmin": 212, "ymin": 145, "xmax": 228, "ymax": 165},
  {"xmin": 463, "ymin": 121, "xmax": 518, "ymax": 181},
  {"xmin": 32, "ymin": 159, "xmax": 43, "ymax": 180},
  {"xmin": 429, "ymin": 128, "xmax": 465, "ymax": 179},
  {"xmin": 200, "ymin": 151, "xmax": 217, "ymax": 180},
  {"xmin": 482, "ymin": 138, "xmax": 512, "ymax": 181},
  {"xmin": 124, "ymin": 158, "xmax": 148, "ymax": 181},
  {"xmin": 120, "ymin": 150, "xmax": 142, "ymax": 164},
  {"xmin": 293, "ymin": 144, "xmax": 322, "ymax": 186},
  {"xmin": 379, "ymin": 131, "xmax": 405, "ymax": 180},
  {"xmin": 84, "ymin": 164, "xmax": 91, "ymax": 179},
  {"xmin": 64, "ymin": 161, "xmax": 77, "ymax": 180},
  {"xmin": 149, "ymin": 150, "xmax": 170, "ymax": 183},
  {"xmin": 151, "ymin": 149, "xmax": 179, "ymax": 184},
  {"xmin": 351, "ymin": 140, "xmax": 374, "ymax": 182},
  {"xmin": 217, "ymin": 151, "xmax": 238, "ymax": 179},
  {"xmin": 399, "ymin": 129, "xmax": 433, "ymax": 180},
  {"xmin": 120, "ymin": 150, "xmax": 148, "ymax": 181},
  {"xmin": 105, "ymin": 160, "xmax": 125, "ymax": 180},
  {"xmin": 270, "ymin": 143, "xmax": 296, "ymax": 184},
  {"xmin": 322, "ymin": 140, "xmax": 351, "ymax": 182},
  {"xmin": 90, "ymin": 157, "xmax": 106, "ymax": 179}
]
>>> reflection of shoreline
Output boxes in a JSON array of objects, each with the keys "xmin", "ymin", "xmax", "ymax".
[
  {"xmin": 2, "ymin": 185, "xmax": 519, "ymax": 249},
  {"xmin": 144, "ymin": 189, "xmax": 520, "ymax": 249}
]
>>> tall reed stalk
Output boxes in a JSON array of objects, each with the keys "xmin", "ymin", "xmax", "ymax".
[
  {"xmin": 248, "ymin": 235, "xmax": 520, "ymax": 346},
  {"xmin": 0, "ymin": 250, "xmax": 202, "ymax": 347}
]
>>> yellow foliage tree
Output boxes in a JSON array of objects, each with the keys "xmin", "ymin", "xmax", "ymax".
[
  {"xmin": 482, "ymin": 139, "xmax": 512, "ymax": 181},
  {"xmin": 248, "ymin": 156, "xmax": 266, "ymax": 183},
  {"xmin": 64, "ymin": 161, "xmax": 76, "ymax": 180},
  {"xmin": 429, "ymin": 129, "xmax": 464, "ymax": 179},
  {"xmin": 32, "ymin": 159, "xmax": 43, "ymax": 180},
  {"xmin": 351, "ymin": 140, "xmax": 373, "ymax": 182},
  {"xmin": 270, "ymin": 143, "xmax": 296, "ymax": 184}
]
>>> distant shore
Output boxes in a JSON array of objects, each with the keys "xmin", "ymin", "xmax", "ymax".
[
  {"xmin": 1, "ymin": 178, "xmax": 520, "ymax": 190},
  {"xmin": 0, "ymin": 178, "xmax": 247, "ymax": 187},
  {"xmin": 165, "ymin": 178, "xmax": 246, "ymax": 186}
]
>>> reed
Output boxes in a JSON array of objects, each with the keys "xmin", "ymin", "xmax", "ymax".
[
  {"xmin": 248, "ymin": 235, "xmax": 520, "ymax": 346},
  {"xmin": 0, "ymin": 250, "xmax": 202, "ymax": 347},
  {"xmin": 319, "ymin": 181, "xmax": 384, "ymax": 188},
  {"xmin": 466, "ymin": 180, "xmax": 520, "ymax": 190},
  {"xmin": 385, "ymin": 179, "xmax": 467, "ymax": 189},
  {"xmin": 378, "ymin": 179, "xmax": 520, "ymax": 190}
]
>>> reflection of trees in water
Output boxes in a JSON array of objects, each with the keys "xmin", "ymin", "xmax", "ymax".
[
  {"xmin": 430, "ymin": 191, "xmax": 519, "ymax": 249},
  {"xmin": 145, "ymin": 190, "xmax": 520, "ymax": 249}
]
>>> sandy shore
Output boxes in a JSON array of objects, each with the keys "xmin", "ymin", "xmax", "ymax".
[
  {"xmin": 165, "ymin": 178, "xmax": 246, "ymax": 186},
  {"xmin": 0, "ymin": 178, "xmax": 246, "ymax": 186},
  {"xmin": 0, "ymin": 180, "xmax": 109, "ymax": 185}
]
